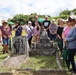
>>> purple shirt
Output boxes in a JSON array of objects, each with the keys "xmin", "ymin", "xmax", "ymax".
[{"xmin": 1, "ymin": 26, "xmax": 11, "ymax": 37}]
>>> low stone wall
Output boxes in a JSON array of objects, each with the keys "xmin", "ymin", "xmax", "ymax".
[
  {"xmin": 0, "ymin": 73, "xmax": 13, "ymax": 75},
  {"xmin": 15, "ymin": 69, "xmax": 67, "ymax": 75},
  {"xmin": 30, "ymin": 42, "xmax": 58, "ymax": 56}
]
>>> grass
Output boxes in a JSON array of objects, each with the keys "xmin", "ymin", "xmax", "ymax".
[
  {"xmin": 0, "ymin": 45, "xmax": 9, "ymax": 62},
  {"xmin": 21, "ymin": 55, "xmax": 58, "ymax": 70}
]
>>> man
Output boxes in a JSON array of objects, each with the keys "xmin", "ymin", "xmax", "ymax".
[
  {"xmin": 43, "ymin": 16, "xmax": 51, "ymax": 37},
  {"xmin": 49, "ymin": 19, "xmax": 57, "ymax": 40},
  {"xmin": 32, "ymin": 16, "xmax": 41, "ymax": 27}
]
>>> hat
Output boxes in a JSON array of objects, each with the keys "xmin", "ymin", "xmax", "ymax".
[
  {"xmin": 52, "ymin": 19, "xmax": 55, "ymax": 22},
  {"xmin": 69, "ymin": 15, "xmax": 76, "ymax": 21},
  {"xmin": 65, "ymin": 18, "xmax": 69, "ymax": 22},
  {"xmin": 2, "ymin": 20, "xmax": 7, "ymax": 24},
  {"xmin": 28, "ymin": 21, "xmax": 32, "ymax": 24}
]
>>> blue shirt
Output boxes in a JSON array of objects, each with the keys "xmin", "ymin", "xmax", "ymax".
[
  {"xmin": 14, "ymin": 26, "xmax": 22, "ymax": 36},
  {"xmin": 66, "ymin": 26, "xmax": 76, "ymax": 49}
]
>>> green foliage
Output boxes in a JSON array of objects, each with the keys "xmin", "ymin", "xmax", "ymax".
[
  {"xmin": 7, "ymin": 8, "xmax": 76, "ymax": 25},
  {"xmin": 60, "ymin": 10, "xmax": 70, "ymax": 16},
  {"xmin": 71, "ymin": 8, "xmax": 76, "ymax": 15}
]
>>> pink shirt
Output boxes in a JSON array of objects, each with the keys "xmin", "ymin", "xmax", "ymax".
[
  {"xmin": 63, "ymin": 26, "xmax": 70, "ymax": 37},
  {"xmin": 1, "ymin": 25, "xmax": 11, "ymax": 37},
  {"xmin": 33, "ymin": 26, "xmax": 40, "ymax": 36}
]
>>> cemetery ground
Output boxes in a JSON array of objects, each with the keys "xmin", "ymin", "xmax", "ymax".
[
  {"xmin": 0, "ymin": 44, "xmax": 72, "ymax": 75},
  {"xmin": 0, "ymin": 30, "xmax": 74, "ymax": 75}
]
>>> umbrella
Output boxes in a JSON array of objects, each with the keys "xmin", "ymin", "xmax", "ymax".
[
  {"xmin": 38, "ymin": 18, "xmax": 45, "ymax": 23},
  {"xmin": 8, "ymin": 22, "xmax": 14, "ymax": 25}
]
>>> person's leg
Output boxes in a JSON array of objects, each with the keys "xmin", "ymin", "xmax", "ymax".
[
  {"xmin": 58, "ymin": 39, "xmax": 63, "ymax": 55},
  {"xmin": 68, "ymin": 49, "xmax": 76, "ymax": 72},
  {"xmin": 47, "ymin": 30, "xmax": 50, "ymax": 37},
  {"xmin": 53, "ymin": 34, "xmax": 57, "ymax": 41},
  {"xmin": 28, "ymin": 36, "xmax": 32, "ymax": 47},
  {"xmin": 6, "ymin": 38, "xmax": 10, "ymax": 53},
  {"xmin": 49, "ymin": 34, "xmax": 53, "ymax": 40},
  {"xmin": 2, "ymin": 38, "xmax": 7, "ymax": 53}
]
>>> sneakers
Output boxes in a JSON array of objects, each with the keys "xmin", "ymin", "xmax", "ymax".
[
  {"xmin": 3, "ymin": 51, "xmax": 5, "ymax": 54},
  {"xmin": 6, "ymin": 51, "xmax": 9, "ymax": 53},
  {"xmin": 60, "ymin": 57, "xmax": 63, "ymax": 59}
]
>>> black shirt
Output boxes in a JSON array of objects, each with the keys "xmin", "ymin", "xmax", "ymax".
[
  {"xmin": 32, "ymin": 21, "xmax": 41, "ymax": 27},
  {"xmin": 43, "ymin": 20, "xmax": 51, "ymax": 29},
  {"xmin": 57, "ymin": 26, "xmax": 64, "ymax": 38}
]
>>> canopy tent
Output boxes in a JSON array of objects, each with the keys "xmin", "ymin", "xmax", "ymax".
[
  {"xmin": 38, "ymin": 18, "xmax": 45, "ymax": 23},
  {"xmin": 8, "ymin": 22, "xmax": 14, "ymax": 25}
]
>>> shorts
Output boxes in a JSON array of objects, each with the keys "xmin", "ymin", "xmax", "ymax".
[{"xmin": 2, "ymin": 37, "xmax": 10, "ymax": 45}]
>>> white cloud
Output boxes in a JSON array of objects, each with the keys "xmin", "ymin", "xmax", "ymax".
[{"xmin": 0, "ymin": 0, "xmax": 76, "ymax": 20}]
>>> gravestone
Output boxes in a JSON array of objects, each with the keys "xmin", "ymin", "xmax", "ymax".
[
  {"xmin": 12, "ymin": 36, "xmax": 29, "ymax": 56},
  {"xmin": 30, "ymin": 29, "xmax": 58, "ymax": 56}
]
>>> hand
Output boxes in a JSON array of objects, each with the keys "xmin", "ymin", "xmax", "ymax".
[
  {"xmin": 0, "ymin": 39, "xmax": 2, "ymax": 42},
  {"xmin": 64, "ymin": 39, "xmax": 67, "ymax": 43},
  {"xmin": 8, "ymin": 35, "xmax": 11, "ymax": 38},
  {"xmin": 3, "ymin": 35, "xmax": 7, "ymax": 39}
]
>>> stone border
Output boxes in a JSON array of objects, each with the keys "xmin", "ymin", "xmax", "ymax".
[
  {"xmin": 0, "ymin": 72, "xmax": 13, "ymax": 75},
  {"xmin": 56, "ymin": 50, "xmax": 63, "ymax": 70},
  {"xmin": 0, "ymin": 55, "xmax": 10, "ymax": 67},
  {"xmin": 15, "ymin": 69, "xmax": 67, "ymax": 75}
]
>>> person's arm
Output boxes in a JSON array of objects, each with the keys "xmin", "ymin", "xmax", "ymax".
[
  {"xmin": 62, "ymin": 32, "xmax": 66, "ymax": 40},
  {"xmin": 14, "ymin": 26, "xmax": 19, "ymax": 31},
  {"xmin": 49, "ymin": 25, "xmax": 53, "ymax": 34},
  {"xmin": 66, "ymin": 28, "xmax": 76, "ymax": 42},
  {"xmin": 0, "ymin": 30, "xmax": 2, "ymax": 42}
]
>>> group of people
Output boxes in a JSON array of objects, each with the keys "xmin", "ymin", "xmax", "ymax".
[{"xmin": 0, "ymin": 15, "xmax": 76, "ymax": 73}]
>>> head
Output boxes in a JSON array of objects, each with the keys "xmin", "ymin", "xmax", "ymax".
[
  {"xmin": 65, "ymin": 19, "xmax": 71, "ymax": 27},
  {"xmin": 59, "ymin": 19, "xmax": 65, "ymax": 26},
  {"xmin": 51, "ymin": 19, "xmax": 55, "ymax": 24},
  {"xmin": 58, "ymin": 18, "xmax": 62, "ymax": 25},
  {"xmin": 68, "ymin": 15, "xmax": 76, "ymax": 27},
  {"xmin": 35, "ymin": 16, "xmax": 38, "ymax": 21},
  {"xmin": 2, "ymin": 20, "xmax": 7, "ymax": 26},
  {"xmin": 16, "ymin": 21, "xmax": 20, "ymax": 26},
  {"xmin": 45, "ymin": 15, "xmax": 49, "ymax": 21},
  {"xmin": 28, "ymin": 21, "xmax": 32, "ymax": 26}
]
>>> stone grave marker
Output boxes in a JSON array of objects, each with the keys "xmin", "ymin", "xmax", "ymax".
[
  {"xmin": 12, "ymin": 36, "xmax": 29, "ymax": 56},
  {"xmin": 30, "ymin": 29, "xmax": 58, "ymax": 56}
]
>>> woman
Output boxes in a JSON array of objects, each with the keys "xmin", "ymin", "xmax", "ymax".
[
  {"xmin": 65, "ymin": 15, "xmax": 76, "ymax": 74},
  {"xmin": 32, "ymin": 21, "xmax": 40, "ymax": 45},
  {"xmin": 13, "ymin": 21, "xmax": 22, "ymax": 36},
  {"xmin": 25, "ymin": 21, "xmax": 34, "ymax": 47},
  {"xmin": 62, "ymin": 19, "xmax": 71, "ymax": 70},
  {"xmin": 57, "ymin": 19, "xmax": 64, "ymax": 56},
  {"xmin": 1, "ymin": 21, "xmax": 11, "ymax": 54},
  {"xmin": 0, "ymin": 27, "xmax": 2, "ymax": 45}
]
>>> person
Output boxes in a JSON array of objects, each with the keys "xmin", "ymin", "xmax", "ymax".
[
  {"xmin": 1, "ymin": 21, "xmax": 11, "ymax": 54},
  {"xmin": 57, "ymin": 19, "xmax": 64, "ymax": 56},
  {"xmin": 13, "ymin": 21, "xmax": 22, "ymax": 36},
  {"xmin": 65, "ymin": 15, "xmax": 76, "ymax": 74},
  {"xmin": 32, "ymin": 21, "xmax": 40, "ymax": 45},
  {"xmin": 32, "ymin": 16, "xmax": 41, "ymax": 27},
  {"xmin": 62, "ymin": 18, "xmax": 72, "ymax": 70},
  {"xmin": 43, "ymin": 16, "xmax": 51, "ymax": 37},
  {"xmin": 25, "ymin": 21, "xmax": 34, "ymax": 47},
  {"xmin": 0, "ymin": 27, "xmax": 2, "ymax": 45},
  {"xmin": 49, "ymin": 19, "xmax": 57, "ymax": 40}
]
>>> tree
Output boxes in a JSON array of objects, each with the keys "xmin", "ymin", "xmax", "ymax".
[{"xmin": 59, "ymin": 10, "xmax": 70, "ymax": 16}]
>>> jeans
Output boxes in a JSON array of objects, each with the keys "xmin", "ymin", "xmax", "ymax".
[{"xmin": 49, "ymin": 34, "xmax": 56, "ymax": 40}]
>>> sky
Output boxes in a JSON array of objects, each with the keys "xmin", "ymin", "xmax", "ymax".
[{"xmin": 0, "ymin": 0, "xmax": 76, "ymax": 20}]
